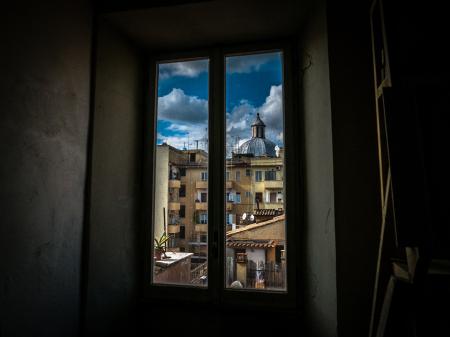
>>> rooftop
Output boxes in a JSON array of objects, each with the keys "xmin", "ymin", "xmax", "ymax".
[{"xmin": 154, "ymin": 252, "xmax": 193, "ymax": 268}]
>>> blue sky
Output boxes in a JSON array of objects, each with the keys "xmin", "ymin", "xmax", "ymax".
[{"xmin": 156, "ymin": 52, "xmax": 283, "ymax": 152}]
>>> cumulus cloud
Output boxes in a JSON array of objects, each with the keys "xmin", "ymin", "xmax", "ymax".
[
  {"xmin": 227, "ymin": 53, "xmax": 278, "ymax": 74},
  {"xmin": 257, "ymin": 84, "xmax": 283, "ymax": 142},
  {"xmin": 157, "ymin": 85, "xmax": 283, "ymax": 155},
  {"xmin": 224, "ymin": 85, "xmax": 283, "ymax": 157},
  {"xmin": 159, "ymin": 59, "xmax": 208, "ymax": 79},
  {"xmin": 158, "ymin": 88, "xmax": 208, "ymax": 124},
  {"xmin": 156, "ymin": 88, "xmax": 208, "ymax": 150}
]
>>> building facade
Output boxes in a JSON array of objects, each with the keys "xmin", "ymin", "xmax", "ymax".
[{"xmin": 154, "ymin": 113, "xmax": 285, "ymax": 267}]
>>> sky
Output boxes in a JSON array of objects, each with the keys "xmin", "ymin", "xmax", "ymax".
[{"xmin": 156, "ymin": 52, "xmax": 283, "ymax": 154}]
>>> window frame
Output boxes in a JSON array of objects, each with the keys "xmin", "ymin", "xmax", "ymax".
[{"xmin": 142, "ymin": 42, "xmax": 301, "ymax": 310}]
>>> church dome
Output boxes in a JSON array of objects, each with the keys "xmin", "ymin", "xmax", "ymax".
[
  {"xmin": 237, "ymin": 113, "xmax": 277, "ymax": 157},
  {"xmin": 238, "ymin": 137, "xmax": 277, "ymax": 157}
]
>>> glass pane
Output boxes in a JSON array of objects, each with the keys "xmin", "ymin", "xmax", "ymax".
[
  {"xmin": 225, "ymin": 52, "xmax": 286, "ymax": 291},
  {"xmin": 153, "ymin": 59, "xmax": 209, "ymax": 287}
]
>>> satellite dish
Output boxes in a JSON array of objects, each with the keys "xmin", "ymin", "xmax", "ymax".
[
  {"xmin": 250, "ymin": 214, "xmax": 255, "ymax": 221},
  {"xmin": 242, "ymin": 213, "xmax": 247, "ymax": 220}
]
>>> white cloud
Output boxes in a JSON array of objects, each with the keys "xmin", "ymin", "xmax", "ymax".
[
  {"xmin": 159, "ymin": 59, "xmax": 208, "ymax": 79},
  {"xmin": 257, "ymin": 84, "xmax": 283, "ymax": 133},
  {"xmin": 157, "ymin": 85, "xmax": 283, "ymax": 154},
  {"xmin": 227, "ymin": 53, "xmax": 278, "ymax": 74},
  {"xmin": 158, "ymin": 88, "xmax": 208, "ymax": 124}
]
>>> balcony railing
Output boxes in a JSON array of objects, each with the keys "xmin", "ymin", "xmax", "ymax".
[
  {"xmin": 168, "ymin": 224, "xmax": 180, "ymax": 234},
  {"xmin": 261, "ymin": 202, "xmax": 284, "ymax": 209},
  {"xmin": 168, "ymin": 179, "xmax": 181, "ymax": 188},
  {"xmin": 195, "ymin": 223, "xmax": 208, "ymax": 232},
  {"xmin": 195, "ymin": 180, "xmax": 208, "ymax": 189},
  {"xmin": 195, "ymin": 202, "xmax": 207, "ymax": 211},
  {"xmin": 168, "ymin": 201, "xmax": 180, "ymax": 211},
  {"xmin": 190, "ymin": 262, "xmax": 208, "ymax": 284},
  {"xmin": 264, "ymin": 180, "xmax": 283, "ymax": 189}
]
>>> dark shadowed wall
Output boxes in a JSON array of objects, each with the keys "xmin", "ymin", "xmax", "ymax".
[
  {"xmin": 0, "ymin": 1, "xmax": 92, "ymax": 336},
  {"xmin": 298, "ymin": 2, "xmax": 337, "ymax": 336},
  {"xmin": 327, "ymin": 2, "xmax": 380, "ymax": 337},
  {"xmin": 83, "ymin": 19, "xmax": 144, "ymax": 336}
]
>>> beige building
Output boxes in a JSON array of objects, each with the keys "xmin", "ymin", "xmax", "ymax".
[
  {"xmin": 154, "ymin": 113, "xmax": 285, "ymax": 266},
  {"xmin": 154, "ymin": 144, "xmax": 209, "ymax": 262}
]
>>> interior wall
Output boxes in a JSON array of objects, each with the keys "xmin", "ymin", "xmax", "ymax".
[
  {"xmin": 83, "ymin": 18, "xmax": 144, "ymax": 336},
  {"xmin": 0, "ymin": 1, "xmax": 92, "ymax": 336},
  {"xmin": 326, "ymin": 2, "xmax": 380, "ymax": 337},
  {"xmin": 298, "ymin": 2, "xmax": 337, "ymax": 336}
]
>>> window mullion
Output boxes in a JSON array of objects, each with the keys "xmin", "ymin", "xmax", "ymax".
[{"xmin": 208, "ymin": 48, "xmax": 225, "ymax": 301}]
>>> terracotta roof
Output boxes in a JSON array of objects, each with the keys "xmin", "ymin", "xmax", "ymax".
[
  {"xmin": 226, "ymin": 214, "xmax": 285, "ymax": 237},
  {"xmin": 227, "ymin": 239, "xmax": 276, "ymax": 249}
]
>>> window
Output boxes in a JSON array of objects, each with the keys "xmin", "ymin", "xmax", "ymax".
[
  {"xmin": 265, "ymin": 170, "xmax": 276, "ymax": 181},
  {"xmin": 179, "ymin": 205, "xmax": 185, "ymax": 218},
  {"xmin": 180, "ymin": 225, "xmax": 185, "ymax": 239},
  {"xmin": 199, "ymin": 213, "xmax": 208, "ymax": 224},
  {"xmin": 148, "ymin": 47, "xmax": 297, "ymax": 304},
  {"xmin": 179, "ymin": 184, "xmax": 186, "ymax": 197},
  {"xmin": 151, "ymin": 58, "xmax": 209, "ymax": 287}
]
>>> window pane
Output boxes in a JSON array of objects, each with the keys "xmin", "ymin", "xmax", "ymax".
[
  {"xmin": 225, "ymin": 51, "xmax": 286, "ymax": 291},
  {"xmin": 153, "ymin": 59, "xmax": 209, "ymax": 287}
]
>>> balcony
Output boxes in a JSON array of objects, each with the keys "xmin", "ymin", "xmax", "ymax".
[
  {"xmin": 264, "ymin": 180, "xmax": 283, "ymax": 189},
  {"xmin": 168, "ymin": 202, "xmax": 180, "ymax": 211},
  {"xmin": 196, "ymin": 180, "xmax": 208, "ymax": 189},
  {"xmin": 226, "ymin": 181, "xmax": 234, "ymax": 189},
  {"xmin": 195, "ymin": 223, "xmax": 208, "ymax": 232},
  {"xmin": 168, "ymin": 224, "xmax": 180, "ymax": 234},
  {"xmin": 168, "ymin": 179, "xmax": 181, "ymax": 188},
  {"xmin": 195, "ymin": 202, "xmax": 208, "ymax": 211},
  {"xmin": 262, "ymin": 202, "xmax": 284, "ymax": 210}
]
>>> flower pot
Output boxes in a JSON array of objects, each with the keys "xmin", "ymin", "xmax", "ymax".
[{"xmin": 154, "ymin": 249, "xmax": 163, "ymax": 260}]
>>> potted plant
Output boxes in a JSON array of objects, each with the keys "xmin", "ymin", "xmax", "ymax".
[{"xmin": 154, "ymin": 232, "xmax": 169, "ymax": 260}]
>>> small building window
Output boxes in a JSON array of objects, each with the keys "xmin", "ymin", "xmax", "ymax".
[
  {"xmin": 180, "ymin": 225, "xmax": 185, "ymax": 239},
  {"xmin": 179, "ymin": 205, "xmax": 185, "ymax": 218},
  {"xmin": 255, "ymin": 171, "xmax": 263, "ymax": 182},
  {"xmin": 179, "ymin": 184, "xmax": 186, "ymax": 197},
  {"xmin": 265, "ymin": 170, "xmax": 276, "ymax": 181}
]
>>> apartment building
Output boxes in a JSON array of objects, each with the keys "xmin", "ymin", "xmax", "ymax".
[{"xmin": 155, "ymin": 113, "xmax": 285, "ymax": 263}]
